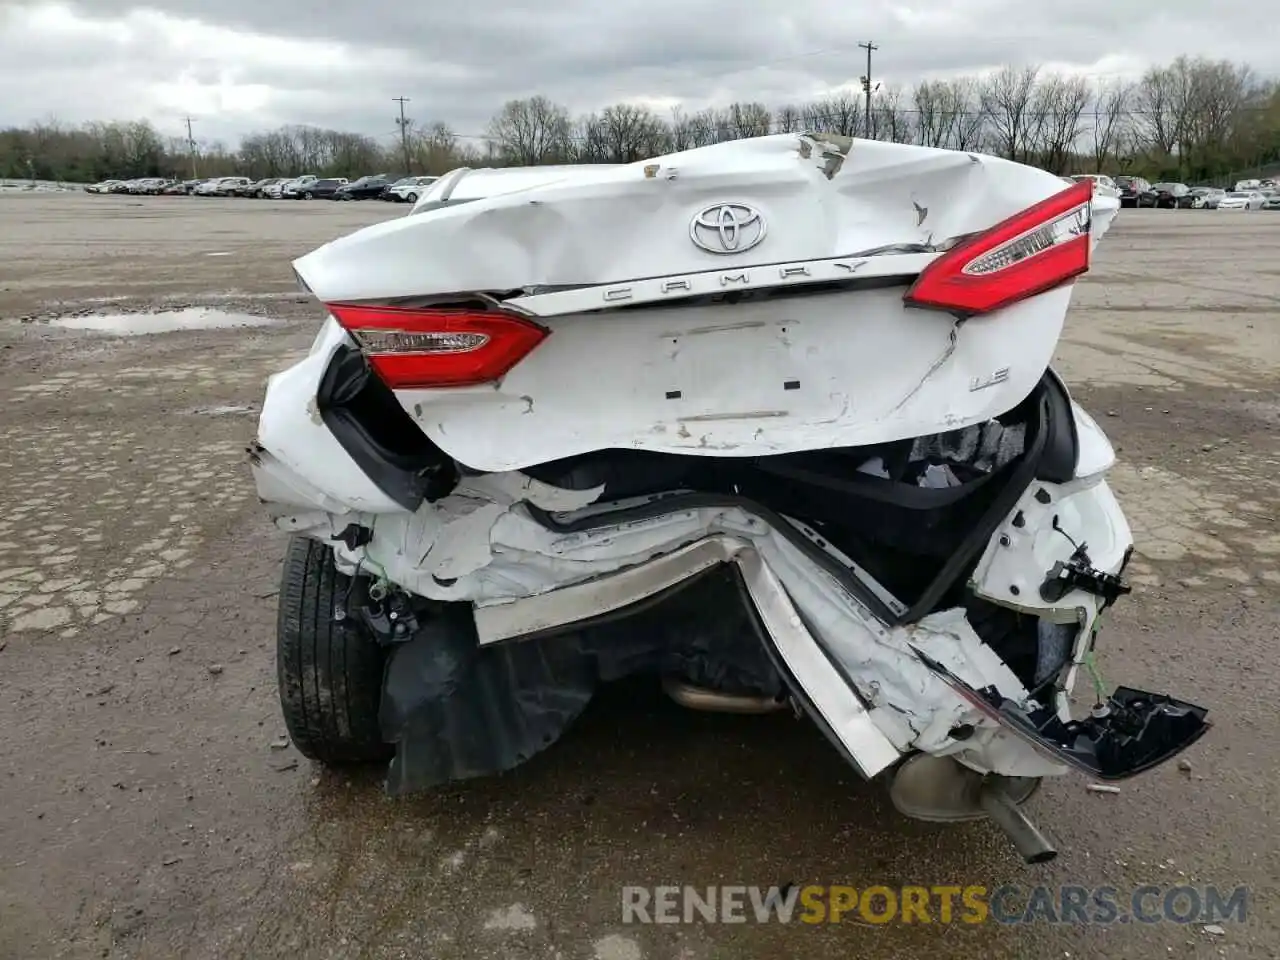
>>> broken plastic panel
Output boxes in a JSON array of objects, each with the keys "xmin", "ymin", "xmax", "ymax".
[{"xmin": 911, "ymin": 647, "xmax": 1210, "ymax": 780}]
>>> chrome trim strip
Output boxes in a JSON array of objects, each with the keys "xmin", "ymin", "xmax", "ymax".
[{"xmin": 505, "ymin": 252, "xmax": 939, "ymax": 317}]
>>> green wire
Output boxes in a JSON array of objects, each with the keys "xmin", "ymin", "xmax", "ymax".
[
  {"xmin": 363, "ymin": 515, "xmax": 391, "ymax": 589},
  {"xmin": 1083, "ymin": 649, "xmax": 1107, "ymax": 702}
]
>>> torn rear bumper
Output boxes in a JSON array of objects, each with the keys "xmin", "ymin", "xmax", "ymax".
[{"xmin": 912, "ymin": 646, "xmax": 1211, "ymax": 780}]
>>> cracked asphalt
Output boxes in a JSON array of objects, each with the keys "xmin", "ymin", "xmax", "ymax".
[{"xmin": 0, "ymin": 194, "xmax": 1277, "ymax": 960}]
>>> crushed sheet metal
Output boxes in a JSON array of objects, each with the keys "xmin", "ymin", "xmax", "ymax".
[
  {"xmin": 736, "ymin": 547, "xmax": 900, "ymax": 778},
  {"xmin": 293, "ymin": 134, "xmax": 1097, "ymax": 304},
  {"xmin": 319, "ymin": 488, "xmax": 1079, "ymax": 778},
  {"xmin": 797, "ymin": 132, "xmax": 851, "ymax": 180}
]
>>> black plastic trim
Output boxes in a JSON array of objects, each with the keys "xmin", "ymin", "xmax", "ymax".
[
  {"xmin": 912, "ymin": 647, "xmax": 1211, "ymax": 781},
  {"xmin": 524, "ymin": 374, "xmax": 1056, "ymax": 626},
  {"xmin": 1035, "ymin": 367, "xmax": 1079, "ymax": 484},
  {"xmin": 900, "ymin": 390, "xmax": 1049, "ymax": 622},
  {"xmin": 316, "ymin": 344, "xmax": 457, "ymax": 511}
]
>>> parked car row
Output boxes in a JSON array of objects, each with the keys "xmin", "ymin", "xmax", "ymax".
[
  {"xmin": 83, "ymin": 174, "xmax": 439, "ymax": 203},
  {"xmin": 1111, "ymin": 175, "xmax": 1280, "ymax": 210}
]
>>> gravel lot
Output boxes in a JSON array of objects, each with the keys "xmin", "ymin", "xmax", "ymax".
[{"xmin": 1, "ymin": 194, "xmax": 1277, "ymax": 960}]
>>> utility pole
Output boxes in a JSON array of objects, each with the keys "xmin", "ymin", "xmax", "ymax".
[
  {"xmin": 393, "ymin": 97, "xmax": 412, "ymax": 174},
  {"xmin": 858, "ymin": 41, "xmax": 879, "ymax": 137},
  {"xmin": 183, "ymin": 116, "xmax": 198, "ymax": 178}
]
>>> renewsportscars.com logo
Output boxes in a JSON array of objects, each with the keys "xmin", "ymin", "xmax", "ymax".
[{"xmin": 620, "ymin": 884, "xmax": 1249, "ymax": 926}]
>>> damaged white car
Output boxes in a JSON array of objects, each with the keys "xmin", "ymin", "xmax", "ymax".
[{"xmin": 250, "ymin": 134, "xmax": 1209, "ymax": 863}]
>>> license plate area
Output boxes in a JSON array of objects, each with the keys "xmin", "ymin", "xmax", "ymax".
[{"xmin": 657, "ymin": 316, "xmax": 817, "ymax": 416}]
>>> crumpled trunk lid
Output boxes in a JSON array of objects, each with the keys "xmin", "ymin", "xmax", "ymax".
[{"xmin": 287, "ymin": 134, "xmax": 1118, "ymax": 473}]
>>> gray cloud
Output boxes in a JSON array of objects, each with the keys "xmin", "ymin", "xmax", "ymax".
[{"xmin": 1, "ymin": 0, "xmax": 1274, "ymax": 148}]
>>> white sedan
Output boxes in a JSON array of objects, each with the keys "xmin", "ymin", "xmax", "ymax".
[
  {"xmin": 1069, "ymin": 174, "xmax": 1121, "ymax": 199},
  {"xmin": 1217, "ymin": 191, "xmax": 1265, "ymax": 211}
]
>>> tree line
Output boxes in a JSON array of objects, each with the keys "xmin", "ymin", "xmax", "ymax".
[{"xmin": 3, "ymin": 55, "xmax": 1278, "ymax": 186}]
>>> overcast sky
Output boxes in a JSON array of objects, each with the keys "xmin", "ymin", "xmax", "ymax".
[{"xmin": 2, "ymin": 1, "xmax": 1273, "ymax": 149}]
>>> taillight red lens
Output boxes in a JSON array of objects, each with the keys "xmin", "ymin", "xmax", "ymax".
[
  {"xmin": 903, "ymin": 179, "xmax": 1093, "ymax": 317},
  {"xmin": 327, "ymin": 303, "xmax": 549, "ymax": 388}
]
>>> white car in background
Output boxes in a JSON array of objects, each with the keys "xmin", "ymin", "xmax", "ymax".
[
  {"xmin": 1217, "ymin": 191, "xmax": 1265, "ymax": 211},
  {"xmin": 1068, "ymin": 174, "xmax": 1121, "ymax": 199},
  {"xmin": 1189, "ymin": 187, "xmax": 1226, "ymax": 209},
  {"xmin": 193, "ymin": 177, "xmax": 247, "ymax": 196},
  {"xmin": 385, "ymin": 176, "xmax": 438, "ymax": 203}
]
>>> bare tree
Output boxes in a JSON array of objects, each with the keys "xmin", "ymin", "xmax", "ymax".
[
  {"xmin": 980, "ymin": 65, "xmax": 1042, "ymax": 163},
  {"xmin": 409, "ymin": 122, "xmax": 472, "ymax": 173},
  {"xmin": 1034, "ymin": 74, "xmax": 1091, "ymax": 173},
  {"xmin": 774, "ymin": 104, "xmax": 804, "ymax": 133},
  {"xmin": 803, "ymin": 91, "xmax": 863, "ymax": 137},
  {"xmin": 668, "ymin": 107, "xmax": 698, "ymax": 151},
  {"xmin": 1134, "ymin": 64, "xmax": 1181, "ymax": 158},
  {"xmin": 871, "ymin": 85, "xmax": 913, "ymax": 143},
  {"xmin": 486, "ymin": 96, "xmax": 572, "ymax": 165},
  {"xmin": 950, "ymin": 79, "xmax": 989, "ymax": 151},
  {"xmin": 726, "ymin": 102, "xmax": 773, "ymax": 139},
  {"xmin": 576, "ymin": 104, "xmax": 670, "ymax": 162},
  {"xmin": 1176, "ymin": 58, "xmax": 1258, "ymax": 181},
  {"xmin": 912, "ymin": 80, "xmax": 949, "ymax": 147},
  {"xmin": 1089, "ymin": 80, "xmax": 1132, "ymax": 172},
  {"xmin": 681, "ymin": 108, "xmax": 723, "ymax": 147}
]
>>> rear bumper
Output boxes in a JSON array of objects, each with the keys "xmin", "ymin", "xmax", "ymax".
[{"xmin": 250, "ymin": 329, "xmax": 1209, "ymax": 788}]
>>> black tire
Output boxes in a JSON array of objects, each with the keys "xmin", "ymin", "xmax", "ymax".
[
  {"xmin": 303, "ymin": 191, "xmax": 313, "ymax": 199},
  {"xmin": 276, "ymin": 536, "xmax": 392, "ymax": 765},
  {"xmin": 406, "ymin": 192, "xmax": 418, "ymax": 203}
]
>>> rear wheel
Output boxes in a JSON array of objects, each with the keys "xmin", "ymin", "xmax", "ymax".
[{"xmin": 276, "ymin": 536, "xmax": 392, "ymax": 765}]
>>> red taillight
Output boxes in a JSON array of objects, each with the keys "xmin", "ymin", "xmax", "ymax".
[
  {"xmin": 327, "ymin": 303, "xmax": 548, "ymax": 388},
  {"xmin": 903, "ymin": 179, "xmax": 1093, "ymax": 317}
]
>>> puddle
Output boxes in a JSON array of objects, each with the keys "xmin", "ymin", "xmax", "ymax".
[{"xmin": 46, "ymin": 308, "xmax": 277, "ymax": 335}]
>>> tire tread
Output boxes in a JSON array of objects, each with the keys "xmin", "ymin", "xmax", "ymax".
[{"xmin": 276, "ymin": 537, "xmax": 391, "ymax": 764}]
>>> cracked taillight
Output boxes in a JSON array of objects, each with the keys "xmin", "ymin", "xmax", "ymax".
[
  {"xmin": 327, "ymin": 303, "xmax": 549, "ymax": 388},
  {"xmin": 903, "ymin": 179, "xmax": 1093, "ymax": 317}
]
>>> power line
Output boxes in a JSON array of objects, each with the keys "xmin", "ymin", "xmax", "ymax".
[{"xmin": 393, "ymin": 97, "xmax": 412, "ymax": 173}]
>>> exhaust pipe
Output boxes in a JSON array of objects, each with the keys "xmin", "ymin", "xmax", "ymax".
[
  {"xmin": 979, "ymin": 778, "xmax": 1058, "ymax": 864},
  {"xmin": 662, "ymin": 678, "xmax": 788, "ymax": 714}
]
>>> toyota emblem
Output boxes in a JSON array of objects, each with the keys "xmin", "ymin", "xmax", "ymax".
[{"xmin": 689, "ymin": 203, "xmax": 766, "ymax": 254}]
